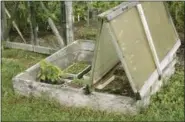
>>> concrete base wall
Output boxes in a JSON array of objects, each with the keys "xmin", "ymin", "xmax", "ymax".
[
  {"xmin": 5, "ymin": 41, "xmax": 57, "ymax": 54},
  {"xmin": 136, "ymin": 59, "xmax": 176, "ymax": 109}
]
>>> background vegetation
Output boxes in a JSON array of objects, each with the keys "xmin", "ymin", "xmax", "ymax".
[
  {"xmin": 167, "ymin": 2, "xmax": 184, "ymax": 33},
  {"xmin": 5, "ymin": 1, "xmax": 184, "ymax": 35}
]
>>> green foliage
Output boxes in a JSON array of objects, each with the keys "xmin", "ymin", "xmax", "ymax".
[
  {"xmin": 91, "ymin": 1, "xmax": 121, "ymax": 12},
  {"xmin": 167, "ymin": 2, "xmax": 184, "ymax": 33},
  {"xmin": 5, "ymin": 1, "xmax": 29, "ymax": 32},
  {"xmin": 37, "ymin": 2, "xmax": 60, "ymax": 23},
  {"xmin": 17, "ymin": 2, "xmax": 28, "ymax": 25},
  {"xmin": 37, "ymin": 60, "xmax": 64, "ymax": 83},
  {"xmin": 73, "ymin": 1, "xmax": 87, "ymax": 20},
  {"xmin": 5, "ymin": 1, "xmax": 184, "ymax": 35},
  {"xmin": 64, "ymin": 62, "xmax": 89, "ymax": 74},
  {"xmin": 73, "ymin": 1, "xmax": 121, "ymax": 21}
]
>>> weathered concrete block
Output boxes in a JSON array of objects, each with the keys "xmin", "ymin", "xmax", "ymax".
[{"xmin": 5, "ymin": 41, "xmax": 58, "ymax": 54}]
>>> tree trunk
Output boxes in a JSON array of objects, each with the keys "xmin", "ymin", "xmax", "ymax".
[
  {"xmin": 40, "ymin": 1, "xmax": 64, "ymax": 47},
  {"xmin": 1, "ymin": 1, "xmax": 7, "ymax": 41},
  {"xmin": 5, "ymin": 7, "xmax": 26, "ymax": 43},
  {"xmin": 47, "ymin": 18, "xmax": 64, "ymax": 47},
  {"xmin": 4, "ymin": 2, "xmax": 19, "ymax": 42},
  {"xmin": 28, "ymin": 1, "xmax": 38, "ymax": 45},
  {"xmin": 65, "ymin": 1, "xmax": 74, "ymax": 44},
  {"xmin": 60, "ymin": 1, "xmax": 67, "ymax": 46},
  {"xmin": 28, "ymin": 1, "xmax": 34, "ymax": 45},
  {"xmin": 87, "ymin": 1, "xmax": 90, "ymax": 26}
]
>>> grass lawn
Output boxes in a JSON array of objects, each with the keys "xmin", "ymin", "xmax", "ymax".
[{"xmin": 1, "ymin": 48, "xmax": 184, "ymax": 121}]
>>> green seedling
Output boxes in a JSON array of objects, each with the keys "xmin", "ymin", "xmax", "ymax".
[
  {"xmin": 64, "ymin": 62, "xmax": 89, "ymax": 74},
  {"xmin": 37, "ymin": 60, "xmax": 66, "ymax": 84}
]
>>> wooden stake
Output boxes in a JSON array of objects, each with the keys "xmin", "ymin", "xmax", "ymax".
[
  {"xmin": 3, "ymin": 2, "xmax": 19, "ymax": 42},
  {"xmin": 47, "ymin": 18, "xmax": 64, "ymax": 47},
  {"xmin": 96, "ymin": 75, "xmax": 116, "ymax": 90},
  {"xmin": 5, "ymin": 7, "xmax": 27, "ymax": 43},
  {"xmin": 40, "ymin": 1, "xmax": 64, "ymax": 47},
  {"xmin": 1, "ymin": 1, "xmax": 7, "ymax": 41},
  {"xmin": 28, "ymin": 1, "xmax": 38, "ymax": 45}
]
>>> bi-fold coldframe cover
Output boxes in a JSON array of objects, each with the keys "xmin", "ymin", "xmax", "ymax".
[
  {"xmin": 92, "ymin": 21, "xmax": 120, "ymax": 84},
  {"xmin": 92, "ymin": 2, "xmax": 180, "ymax": 97}
]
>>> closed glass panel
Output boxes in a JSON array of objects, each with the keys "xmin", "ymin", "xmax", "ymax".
[{"xmin": 142, "ymin": 2, "xmax": 178, "ymax": 61}]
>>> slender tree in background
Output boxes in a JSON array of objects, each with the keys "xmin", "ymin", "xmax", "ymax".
[
  {"xmin": 60, "ymin": 1, "xmax": 67, "ymax": 46},
  {"xmin": 1, "ymin": 1, "xmax": 7, "ymax": 41},
  {"xmin": 40, "ymin": 1, "xmax": 65, "ymax": 47},
  {"xmin": 65, "ymin": 1, "xmax": 74, "ymax": 44},
  {"xmin": 28, "ymin": 1, "xmax": 38, "ymax": 45},
  {"xmin": 5, "ymin": 2, "xmax": 26, "ymax": 43},
  {"xmin": 87, "ymin": 1, "xmax": 90, "ymax": 27},
  {"xmin": 4, "ymin": 2, "xmax": 19, "ymax": 41}
]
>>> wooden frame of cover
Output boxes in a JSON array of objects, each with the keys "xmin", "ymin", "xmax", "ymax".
[{"xmin": 91, "ymin": 1, "xmax": 181, "ymax": 98}]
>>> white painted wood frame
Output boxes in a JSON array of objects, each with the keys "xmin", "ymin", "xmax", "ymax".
[
  {"xmin": 136, "ymin": 4, "xmax": 162, "ymax": 76},
  {"xmin": 139, "ymin": 39, "xmax": 181, "ymax": 98}
]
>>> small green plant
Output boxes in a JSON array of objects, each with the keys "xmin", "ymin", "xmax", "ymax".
[
  {"xmin": 37, "ymin": 60, "xmax": 65, "ymax": 83},
  {"xmin": 64, "ymin": 62, "xmax": 89, "ymax": 74}
]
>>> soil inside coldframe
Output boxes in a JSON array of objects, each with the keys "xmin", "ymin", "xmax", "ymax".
[{"xmin": 95, "ymin": 66, "xmax": 135, "ymax": 98}]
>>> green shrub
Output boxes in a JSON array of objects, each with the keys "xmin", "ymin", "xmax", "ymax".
[
  {"xmin": 167, "ymin": 2, "xmax": 184, "ymax": 33},
  {"xmin": 37, "ymin": 60, "xmax": 65, "ymax": 83},
  {"xmin": 5, "ymin": 1, "xmax": 184, "ymax": 37}
]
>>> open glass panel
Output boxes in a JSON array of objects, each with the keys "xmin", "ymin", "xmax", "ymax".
[
  {"xmin": 109, "ymin": 6, "xmax": 156, "ymax": 91},
  {"xmin": 92, "ymin": 22, "xmax": 119, "ymax": 84},
  {"xmin": 141, "ymin": 2, "xmax": 179, "ymax": 62}
]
